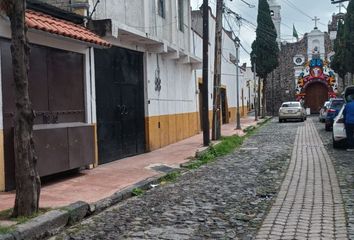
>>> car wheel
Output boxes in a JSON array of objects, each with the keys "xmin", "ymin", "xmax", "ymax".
[
  {"xmin": 332, "ymin": 134, "xmax": 340, "ymax": 149},
  {"xmin": 301, "ymin": 118, "xmax": 304, "ymax": 122}
]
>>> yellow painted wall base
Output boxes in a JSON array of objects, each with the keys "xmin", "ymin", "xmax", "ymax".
[
  {"xmin": 146, "ymin": 106, "xmax": 249, "ymax": 152},
  {"xmin": 146, "ymin": 112, "xmax": 200, "ymax": 151},
  {"xmin": 0, "ymin": 130, "xmax": 5, "ymax": 191},
  {"xmin": 226, "ymin": 106, "xmax": 249, "ymax": 123}
]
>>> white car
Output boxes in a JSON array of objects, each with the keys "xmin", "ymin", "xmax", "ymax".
[
  {"xmin": 319, "ymin": 101, "xmax": 330, "ymax": 123},
  {"xmin": 278, "ymin": 101, "xmax": 307, "ymax": 123},
  {"xmin": 333, "ymin": 85, "xmax": 354, "ymax": 148},
  {"xmin": 332, "ymin": 105, "xmax": 346, "ymax": 149}
]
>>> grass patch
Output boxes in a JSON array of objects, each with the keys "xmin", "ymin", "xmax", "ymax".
[
  {"xmin": 0, "ymin": 208, "xmax": 51, "ymax": 234},
  {"xmin": 0, "ymin": 208, "xmax": 51, "ymax": 225},
  {"xmin": 159, "ymin": 171, "xmax": 181, "ymax": 183},
  {"xmin": 132, "ymin": 188, "xmax": 145, "ymax": 196},
  {"xmin": 185, "ymin": 134, "xmax": 245, "ymax": 170},
  {"xmin": 185, "ymin": 118, "xmax": 272, "ymax": 170},
  {"xmin": 0, "ymin": 225, "xmax": 14, "ymax": 235}
]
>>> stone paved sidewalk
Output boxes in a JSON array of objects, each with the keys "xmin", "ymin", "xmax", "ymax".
[{"xmin": 256, "ymin": 119, "xmax": 348, "ymax": 240}]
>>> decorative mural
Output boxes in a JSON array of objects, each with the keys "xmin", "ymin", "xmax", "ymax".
[{"xmin": 295, "ymin": 54, "xmax": 337, "ymax": 101}]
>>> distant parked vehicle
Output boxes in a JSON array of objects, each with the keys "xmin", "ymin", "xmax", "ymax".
[
  {"xmin": 319, "ymin": 101, "xmax": 330, "ymax": 123},
  {"xmin": 332, "ymin": 105, "xmax": 346, "ymax": 148},
  {"xmin": 332, "ymin": 86, "xmax": 354, "ymax": 148},
  {"xmin": 325, "ymin": 98, "xmax": 345, "ymax": 131},
  {"xmin": 278, "ymin": 101, "xmax": 306, "ymax": 123}
]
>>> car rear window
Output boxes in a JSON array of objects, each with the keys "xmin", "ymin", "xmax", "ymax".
[
  {"xmin": 331, "ymin": 100, "xmax": 344, "ymax": 107},
  {"xmin": 282, "ymin": 102, "xmax": 300, "ymax": 108},
  {"xmin": 330, "ymin": 100, "xmax": 344, "ymax": 109}
]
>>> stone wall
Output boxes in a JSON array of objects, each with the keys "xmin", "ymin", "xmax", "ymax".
[
  {"xmin": 265, "ymin": 31, "xmax": 341, "ymax": 115},
  {"xmin": 265, "ymin": 36, "xmax": 307, "ymax": 115}
]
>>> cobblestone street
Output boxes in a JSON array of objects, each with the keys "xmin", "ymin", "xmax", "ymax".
[
  {"xmin": 52, "ymin": 118, "xmax": 352, "ymax": 240},
  {"xmin": 53, "ymin": 119, "xmax": 296, "ymax": 240}
]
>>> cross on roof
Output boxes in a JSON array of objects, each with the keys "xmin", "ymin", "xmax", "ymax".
[{"xmin": 312, "ymin": 16, "xmax": 320, "ymax": 29}]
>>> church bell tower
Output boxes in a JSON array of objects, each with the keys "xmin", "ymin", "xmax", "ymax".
[{"xmin": 268, "ymin": 0, "xmax": 281, "ymax": 47}]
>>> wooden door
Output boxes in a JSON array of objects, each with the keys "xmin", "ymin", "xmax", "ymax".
[
  {"xmin": 305, "ymin": 82, "xmax": 328, "ymax": 114},
  {"xmin": 221, "ymin": 88, "xmax": 229, "ymax": 124},
  {"xmin": 199, "ymin": 83, "xmax": 203, "ymax": 131}
]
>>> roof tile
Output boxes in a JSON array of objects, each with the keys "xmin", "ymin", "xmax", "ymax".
[{"xmin": 25, "ymin": 10, "xmax": 111, "ymax": 47}]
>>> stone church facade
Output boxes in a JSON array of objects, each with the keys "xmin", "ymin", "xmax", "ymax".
[{"xmin": 266, "ymin": 0, "xmax": 341, "ymax": 115}]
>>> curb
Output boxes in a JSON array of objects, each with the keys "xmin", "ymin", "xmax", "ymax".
[
  {"xmin": 1, "ymin": 210, "xmax": 68, "ymax": 240},
  {"xmin": 181, "ymin": 117, "xmax": 272, "ymax": 169},
  {"xmin": 1, "ymin": 117, "xmax": 274, "ymax": 239},
  {"xmin": 1, "ymin": 175, "xmax": 163, "ymax": 240}
]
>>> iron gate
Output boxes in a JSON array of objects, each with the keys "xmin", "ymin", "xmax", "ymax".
[{"xmin": 95, "ymin": 47, "xmax": 145, "ymax": 164}]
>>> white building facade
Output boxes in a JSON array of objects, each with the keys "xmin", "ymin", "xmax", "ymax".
[
  {"xmin": 192, "ymin": 9, "xmax": 252, "ymax": 125},
  {"xmin": 86, "ymin": 0, "xmax": 202, "ymax": 162}
]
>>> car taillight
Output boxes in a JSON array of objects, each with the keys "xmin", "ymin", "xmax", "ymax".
[{"xmin": 328, "ymin": 109, "xmax": 336, "ymax": 113}]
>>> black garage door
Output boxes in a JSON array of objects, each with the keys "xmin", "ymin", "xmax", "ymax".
[{"xmin": 95, "ymin": 47, "xmax": 145, "ymax": 164}]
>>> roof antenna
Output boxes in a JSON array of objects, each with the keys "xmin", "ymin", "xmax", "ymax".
[{"xmin": 89, "ymin": 0, "xmax": 100, "ymax": 19}]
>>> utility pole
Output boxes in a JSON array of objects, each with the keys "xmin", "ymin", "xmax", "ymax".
[
  {"xmin": 202, "ymin": 0, "xmax": 210, "ymax": 146},
  {"xmin": 212, "ymin": 0, "xmax": 223, "ymax": 140},
  {"xmin": 252, "ymin": 54, "xmax": 258, "ymax": 121},
  {"xmin": 235, "ymin": 38, "xmax": 241, "ymax": 130}
]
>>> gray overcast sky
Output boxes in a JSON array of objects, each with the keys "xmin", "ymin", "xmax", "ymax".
[{"xmin": 191, "ymin": 0, "xmax": 348, "ymax": 64}]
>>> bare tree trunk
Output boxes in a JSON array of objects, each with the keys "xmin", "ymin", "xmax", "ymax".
[
  {"xmin": 3, "ymin": 0, "xmax": 41, "ymax": 217},
  {"xmin": 262, "ymin": 76, "xmax": 267, "ymax": 118},
  {"xmin": 258, "ymin": 77, "xmax": 261, "ymax": 116}
]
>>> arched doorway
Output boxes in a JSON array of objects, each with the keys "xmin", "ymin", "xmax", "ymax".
[{"xmin": 305, "ymin": 82, "xmax": 328, "ymax": 114}]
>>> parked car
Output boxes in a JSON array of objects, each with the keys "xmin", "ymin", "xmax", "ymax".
[
  {"xmin": 278, "ymin": 101, "xmax": 306, "ymax": 123},
  {"xmin": 319, "ymin": 101, "xmax": 330, "ymax": 123},
  {"xmin": 333, "ymin": 85, "xmax": 354, "ymax": 148},
  {"xmin": 325, "ymin": 98, "xmax": 345, "ymax": 131},
  {"xmin": 332, "ymin": 105, "xmax": 346, "ymax": 148}
]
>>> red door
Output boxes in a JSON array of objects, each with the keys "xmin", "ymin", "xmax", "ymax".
[{"xmin": 305, "ymin": 82, "xmax": 328, "ymax": 114}]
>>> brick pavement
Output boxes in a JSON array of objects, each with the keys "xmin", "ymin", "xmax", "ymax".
[{"xmin": 256, "ymin": 119, "xmax": 348, "ymax": 240}]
